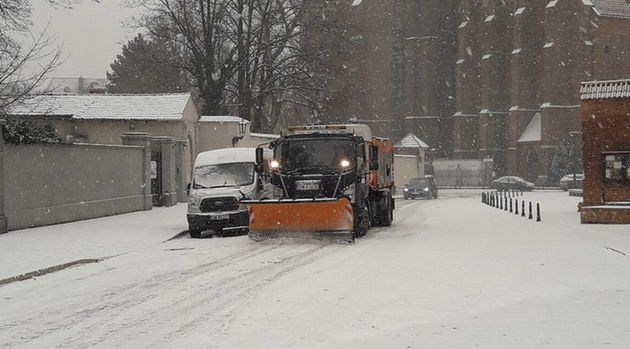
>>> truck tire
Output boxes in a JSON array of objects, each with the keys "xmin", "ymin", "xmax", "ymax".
[
  {"xmin": 381, "ymin": 195, "xmax": 393, "ymax": 227},
  {"xmin": 373, "ymin": 193, "xmax": 393, "ymax": 227},
  {"xmin": 354, "ymin": 204, "xmax": 370, "ymax": 238}
]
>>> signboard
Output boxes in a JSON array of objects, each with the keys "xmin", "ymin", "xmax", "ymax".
[{"xmin": 603, "ymin": 153, "xmax": 630, "ymax": 181}]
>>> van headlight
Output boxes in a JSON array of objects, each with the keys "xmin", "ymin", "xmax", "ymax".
[{"xmin": 188, "ymin": 194, "xmax": 202, "ymax": 207}]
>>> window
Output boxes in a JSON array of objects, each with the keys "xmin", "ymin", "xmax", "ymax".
[{"xmin": 603, "ymin": 153, "xmax": 630, "ymax": 181}]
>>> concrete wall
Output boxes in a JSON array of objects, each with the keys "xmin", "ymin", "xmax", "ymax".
[
  {"xmin": 0, "ymin": 120, "xmax": 6, "ymax": 234},
  {"xmin": 394, "ymin": 154, "xmax": 421, "ymax": 192},
  {"xmin": 195, "ymin": 121, "xmax": 241, "ymax": 154},
  {"xmin": 4, "ymin": 143, "xmax": 148, "ymax": 231},
  {"xmin": 433, "ymin": 159, "xmax": 493, "ymax": 187}
]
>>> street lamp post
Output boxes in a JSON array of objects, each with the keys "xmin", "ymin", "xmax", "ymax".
[
  {"xmin": 569, "ymin": 131, "xmax": 582, "ymax": 188},
  {"xmin": 232, "ymin": 119, "xmax": 249, "ymax": 146}
]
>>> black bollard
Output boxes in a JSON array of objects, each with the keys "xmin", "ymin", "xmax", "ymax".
[
  {"xmin": 521, "ymin": 201, "xmax": 526, "ymax": 217},
  {"xmin": 509, "ymin": 198, "xmax": 513, "ymax": 213},
  {"xmin": 515, "ymin": 199, "xmax": 519, "ymax": 215},
  {"xmin": 529, "ymin": 202, "xmax": 533, "ymax": 220},
  {"xmin": 537, "ymin": 203, "xmax": 541, "ymax": 222}
]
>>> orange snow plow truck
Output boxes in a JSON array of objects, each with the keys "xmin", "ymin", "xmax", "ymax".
[{"xmin": 246, "ymin": 124, "xmax": 394, "ymax": 242}]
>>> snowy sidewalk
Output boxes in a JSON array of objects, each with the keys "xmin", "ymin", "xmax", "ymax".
[{"xmin": 0, "ymin": 204, "xmax": 188, "ymax": 281}]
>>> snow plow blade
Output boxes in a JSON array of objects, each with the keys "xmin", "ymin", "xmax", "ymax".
[{"xmin": 246, "ymin": 198, "xmax": 354, "ymax": 242}]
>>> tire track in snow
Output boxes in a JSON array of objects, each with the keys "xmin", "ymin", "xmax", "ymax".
[
  {"xmin": 0, "ymin": 243, "xmax": 285, "ymax": 347},
  {"xmin": 3, "ymin": 242, "xmax": 341, "ymax": 348}
]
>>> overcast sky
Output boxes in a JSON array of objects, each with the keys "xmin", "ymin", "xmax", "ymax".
[{"xmin": 30, "ymin": 0, "xmax": 145, "ymax": 79}]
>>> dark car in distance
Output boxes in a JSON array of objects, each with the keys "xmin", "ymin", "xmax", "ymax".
[
  {"xmin": 403, "ymin": 177, "xmax": 438, "ymax": 199},
  {"xmin": 559, "ymin": 173, "xmax": 584, "ymax": 191},
  {"xmin": 491, "ymin": 176, "xmax": 535, "ymax": 192}
]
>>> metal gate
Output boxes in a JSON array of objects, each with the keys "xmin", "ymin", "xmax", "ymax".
[{"xmin": 151, "ymin": 152, "xmax": 162, "ymax": 206}]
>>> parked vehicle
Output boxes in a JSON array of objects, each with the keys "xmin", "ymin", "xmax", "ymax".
[
  {"xmin": 559, "ymin": 173, "xmax": 584, "ymax": 191},
  {"xmin": 246, "ymin": 124, "xmax": 395, "ymax": 242},
  {"xmin": 403, "ymin": 176, "xmax": 438, "ymax": 199},
  {"xmin": 187, "ymin": 148, "xmax": 272, "ymax": 238},
  {"xmin": 492, "ymin": 176, "xmax": 535, "ymax": 191}
]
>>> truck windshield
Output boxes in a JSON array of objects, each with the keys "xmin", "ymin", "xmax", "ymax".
[
  {"xmin": 282, "ymin": 139, "xmax": 355, "ymax": 172},
  {"xmin": 193, "ymin": 162, "xmax": 254, "ymax": 189}
]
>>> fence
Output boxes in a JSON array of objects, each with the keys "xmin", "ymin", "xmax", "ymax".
[
  {"xmin": 432, "ymin": 159, "xmax": 494, "ymax": 188},
  {"xmin": 4, "ymin": 142, "xmax": 150, "ymax": 231}
]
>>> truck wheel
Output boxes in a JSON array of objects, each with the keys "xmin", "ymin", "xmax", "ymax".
[
  {"xmin": 354, "ymin": 204, "xmax": 370, "ymax": 238},
  {"xmin": 189, "ymin": 226, "xmax": 202, "ymax": 239},
  {"xmin": 381, "ymin": 195, "xmax": 393, "ymax": 227}
]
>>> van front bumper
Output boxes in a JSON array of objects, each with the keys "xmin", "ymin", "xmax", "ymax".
[{"xmin": 187, "ymin": 210, "xmax": 249, "ymax": 232}]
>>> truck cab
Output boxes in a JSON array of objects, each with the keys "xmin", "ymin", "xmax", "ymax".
[{"xmin": 187, "ymin": 148, "xmax": 272, "ymax": 238}]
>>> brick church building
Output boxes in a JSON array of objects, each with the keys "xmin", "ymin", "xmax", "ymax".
[{"xmin": 323, "ymin": 0, "xmax": 630, "ymax": 183}]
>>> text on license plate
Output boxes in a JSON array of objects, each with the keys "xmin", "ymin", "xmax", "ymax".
[
  {"xmin": 210, "ymin": 214, "xmax": 230, "ymax": 220},
  {"xmin": 296, "ymin": 180, "xmax": 320, "ymax": 191}
]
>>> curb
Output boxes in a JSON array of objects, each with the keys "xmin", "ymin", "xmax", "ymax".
[
  {"xmin": 0, "ymin": 258, "xmax": 102, "ymax": 287},
  {"xmin": 164, "ymin": 230, "xmax": 189, "ymax": 242}
]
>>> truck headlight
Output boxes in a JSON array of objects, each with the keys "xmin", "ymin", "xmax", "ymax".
[
  {"xmin": 423, "ymin": 187, "xmax": 429, "ymax": 192},
  {"xmin": 404, "ymin": 188, "xmax": 409, "ymax": 192}
]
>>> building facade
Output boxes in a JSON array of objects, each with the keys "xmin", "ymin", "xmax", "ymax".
[
  {"xmin": 325, "ymin": 0, "xmax": 630, "ymax": 182},
  {"xmin": 580, "ymin": 79, "xmax": 630, "ymax": 224},
  {"xmin": 453, "ymin": 0, "xmax": 630, "ymax": 183}
]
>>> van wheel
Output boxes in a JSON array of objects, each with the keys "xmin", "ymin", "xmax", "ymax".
[{"xmin": 189, "ymin": 227, "xmax": 202, "ymax": 239}]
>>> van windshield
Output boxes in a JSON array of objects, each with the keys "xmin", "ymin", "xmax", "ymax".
[{"xmin": 193, "ymin": 162, "xmax": 254, "ymax": 189}]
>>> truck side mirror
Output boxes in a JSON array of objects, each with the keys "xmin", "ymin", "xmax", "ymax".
[
  {"xmin": 255, "ymin": 147, "xmax": 264, "ymax": 166},
  {"xmin": 186, "ymin": 183, "xmax": 191, "ymax": 196}
]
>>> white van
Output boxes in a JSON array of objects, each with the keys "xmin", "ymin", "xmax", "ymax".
[{"xmin": 187, "ymin": 148, "xmax": 272, "ymax": 238}]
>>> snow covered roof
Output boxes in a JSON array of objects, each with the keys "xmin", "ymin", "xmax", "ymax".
[
  {"xmin": 394, "ymin": 133, "xmax": 429, "ymax": 149},
  {"xmin": 195, "ymin": 148, "xmax": 257, "ymax": 167},
  {"xmin": 589, "ymin": 0, "xmax": 630, "ymax": 19},
  {"xmin": 198, "ymin": 115, "xmax": 250, "ymax": 123},
  {"xmin": 249, "ymin": 132, "xmax": 279, "ymax": 140},
  {"xmin": 518, "ymin": 113, "xmax": 542, "ymax": 143},
  {"xmin": 7, "ymin": 93, "xmax": 192, "ymax": 120},
  {"xmin": 580, "ymin": 79, "xmax": 630, "ymax": 100}
]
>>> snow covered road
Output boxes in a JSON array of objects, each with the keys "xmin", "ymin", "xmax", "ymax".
[{"xmin": 1, "ymin": 191, "xmax": 630, "ymax": 348}]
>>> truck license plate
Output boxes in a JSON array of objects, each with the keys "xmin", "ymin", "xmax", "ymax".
[
  {"xmin": 210, "ymin": 214, "xmax": 229, "ymax": 220},
  {"xmin": 296, "ymin": 180, "xmax": 320, "ymax": 191}
]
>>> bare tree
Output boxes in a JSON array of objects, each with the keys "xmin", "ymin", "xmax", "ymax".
[
  {"xmin": 0, "ymin": 1, "xmax": 64, "ymax": 114},
  {"xmin": 128, "ymin": 0, "xmax": 346, "ymax": 132}
]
